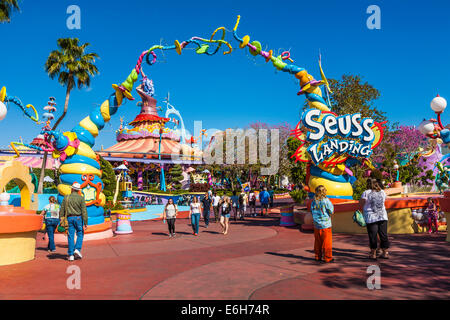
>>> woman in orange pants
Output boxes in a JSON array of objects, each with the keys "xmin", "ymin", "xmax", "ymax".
[{"xmin": 311, "ymin": 185, "xmax": 334, "ymax": 263}]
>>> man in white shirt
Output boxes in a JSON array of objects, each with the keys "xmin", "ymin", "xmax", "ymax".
[{"xmin": 212, "ymin": 192, "xmax": 221, "ymax": 223}]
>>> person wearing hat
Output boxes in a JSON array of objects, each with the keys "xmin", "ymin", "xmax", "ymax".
[{"xmin": 60, "ymin": 182, "xmax": 88, "ymax": 261}]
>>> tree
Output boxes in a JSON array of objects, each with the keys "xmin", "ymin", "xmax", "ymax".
[
  {"xmin": 372, "ymin": 125, "xmax": 428, "ymax": 165},
  {"xmin": 328, "ymin": 74, "xmax": 387, "ymax": 124},
  {"xmin": 0, "ymin": 0, "xmax": 19, "ymax": 23},
  {"xmin": 38, "ymin": 38, "xmax": 99, "ymax": 193},
  {"xmin": 287, "ymin": 136, "xmax": 308, "ymax": 204},
  {"xmin": 248, "ymin": 121, "xmax": 293, "ymax": 187},
  {"xmin": 98, "ymin": 156, "xmax": 118, "ymax": 202},
  {"xmin": 286, "ymin": 136, "xmax": 307, "ymax": 185},
  {"xmin": 169, "ymin": 164, "xmax": 184, "ymax": 190}
]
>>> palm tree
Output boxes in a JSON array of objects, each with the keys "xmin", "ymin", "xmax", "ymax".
[
  {"xmin": 38, "ymin": 38, "xmax": 99, "ymax": 193},
  {"xmin": 0, "ymin": 0, "xmax": 20, "ymax": 23}
]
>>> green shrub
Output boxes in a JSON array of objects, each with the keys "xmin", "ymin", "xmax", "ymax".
[{"xmin": 290, "ymin": 189, "xmax": 307, "ymax": 205}]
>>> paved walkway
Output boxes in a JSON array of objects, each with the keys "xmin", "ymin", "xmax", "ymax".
[{"xmin": 1, "ymin": 213, "xmax": 449, "ymax": 300}]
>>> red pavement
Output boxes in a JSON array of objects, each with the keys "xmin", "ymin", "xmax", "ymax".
[{"xmin": 1, "ymin": 212, "xmax": 449, "ymax": 300}]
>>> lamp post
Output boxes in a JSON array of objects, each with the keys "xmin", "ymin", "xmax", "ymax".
[
  {"xmin": 393, "ymin": 161, "xmax": 400, "ymax": 182},
  {"xmin": 419, "ymin": 95, "xmax": 448, "ymax": 139},
  {"xmin": 392, "ymin": 161, "xmax": 402, "ymax": 189},
  {"xmin": 158, "ymin": 125, "xmax": 166, "ymax": 192}
]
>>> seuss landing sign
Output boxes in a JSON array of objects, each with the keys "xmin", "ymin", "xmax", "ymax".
[{"xmin": 292, "ymin": 109, "xmax": 385, "ymax": 166}]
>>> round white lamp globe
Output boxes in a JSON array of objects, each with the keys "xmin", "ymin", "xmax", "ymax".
[
  {"xmin": 418, "ymin": 120, "xmax": 435, "ymax": 135},
  {"xmin": 0, "ymin": 101, "xmax": 7, "ymax": 121},
  {"xmin": 393, "ymin": 164, "xmax": 399, "ymax": 170},
  {"xmin": 431, "ymin": 96, "xmax": 447, "ymax": 113}
]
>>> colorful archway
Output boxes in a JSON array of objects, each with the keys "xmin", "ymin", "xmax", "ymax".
[
  {"xmin": 0, "ymin": 160, "xmax": 37, "ymax": 210},
  {"xmin": 9, "ymin": 16, "xmax": 384, "ymax": 226}
]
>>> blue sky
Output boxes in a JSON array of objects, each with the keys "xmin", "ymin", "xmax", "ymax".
[{"xmin": 1, "ymin": 0, "xmax": 450, "ymax": 150}]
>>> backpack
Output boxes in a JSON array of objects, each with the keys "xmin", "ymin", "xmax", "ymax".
[
  {"xmin": 353, "ymin": 210, "xmax": 366, "ymax": 227},
  {"xmin": 223, "ymin": 204, "xmax": 231, "ymax": 214}
]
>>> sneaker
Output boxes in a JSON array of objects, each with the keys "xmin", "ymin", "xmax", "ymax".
[
  {"xmin": 169, "ymin": 234, "xmax": 173, "ymax": 238},
  {"xmin": 74, "ymin": 249, "xmax": 83, "ymax": 259},
  {"xmin": 48, "ymin": 250, "xmax": 56, "ymax": 253},
  {"xmin": 172, "ymin": 233, "xmax": 176, "ymax": 237},
  {"xmin": 194, "ymin": 233, "xmax": 198, "ymax": 236},
  {"xmin": 68, "ymin": 255, "xmax": 75, "ymax": 261}
]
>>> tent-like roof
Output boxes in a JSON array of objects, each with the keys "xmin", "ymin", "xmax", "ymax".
[
  {"xmin": 100, "ymin": 138, "xmax": 181, "ymax": 159},
  {"xmin": 129, "ymin": 114, "xmax": 170, "ymax": 126},
  {"xmin": 114, "ymin": 164, "xmax": 129, "ymax": 171},
  {"xmin": 0, "ymin": 155, "xmax": 59, "ymax": 169}
]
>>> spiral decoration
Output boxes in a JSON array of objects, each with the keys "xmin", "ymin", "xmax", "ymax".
[
  {"xmin": 44, "ymin": 70, "xmax": 139, "ymax": 225},
  {"xmin": 134, "ymin": 16, "xmax": 354, "ymax": 199},
  {"xmin": 0, "ymin": 86, "xmax": 40, "ymax": 123}
]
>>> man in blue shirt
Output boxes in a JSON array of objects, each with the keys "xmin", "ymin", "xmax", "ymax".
[
  {"xmin": 259, "ymin": 188, "xmax": 270, "ymax": 216},
  {"xmin": 268, "ymin": 187, "xmax": 275, "ymax": 208}
]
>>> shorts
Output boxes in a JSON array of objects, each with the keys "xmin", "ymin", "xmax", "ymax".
[
  {"xmin": 262, "ymin": 203, "xmax": 269, "ymax": 209},
  {"xmin": 222, "ymin": 213, "xmax": 231, "ymax": 219}
]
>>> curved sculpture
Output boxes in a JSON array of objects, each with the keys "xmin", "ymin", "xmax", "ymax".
[
  {"xmin": 0, "ymin": 160, "xmax": 37, "ymax": 210},
  {"xmin": 7, "ymin": 15, "xmax": 384, "ymax": 223},
  {"xmin": 38, "ymin": 69, "xmax": 140, "ymax": 226},
  {"xmin": 165, "ymin": 101, "xmax": 187, "ymax": 145}
]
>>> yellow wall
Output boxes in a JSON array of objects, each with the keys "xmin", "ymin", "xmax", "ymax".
[
  {"xmin": 0, "ymin": 160, "xmax": 37, "ymax": 210},
  {"xmin": 332, "ymin": 211, "xmax": 366, "ymax": 234},
  {"xmin": 0, "ymin": 231, "xmax": 37, "ymax": 266},
  {"xmin": 386, "ymin": 208, "xmax": 415, "ymax": 234},
  {"xmin": 332, "ymin": 208, "xmax": 417, "ymax": 235}
]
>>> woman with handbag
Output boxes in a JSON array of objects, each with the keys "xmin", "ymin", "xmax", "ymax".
[
  {"xmin": 220, "ymin": 196, "xmax": 232, "ymax": 235},
  {"xmin": 360, "ymin": 179, "xmax": 390, "ymax": 260},
  {"xmin": 41, "ymin": 196, "xmax": 60, "ymax": 253},
  {"xmin": 163, "ymin": 198, "xmax": 178, "ymax": 238}
]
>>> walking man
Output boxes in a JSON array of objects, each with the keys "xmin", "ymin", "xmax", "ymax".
[
  {"xmin": 212, "ymin": 192, "xmax": 221, "ymax": 223},
  {"xmin": 61, "ymin": 182, "xmax": 88, "ymax": 261},
  {"xmin": 259, "ymin": 188, "xmax": 270, "ymax": 216},
  {"xmin": 231, "ymin": 190, "xmax": 239, "ymax": 222},
  {"xmin": 269, "ymin": 187, "xmax": 275, "ymax": 208},
  {"xmin": 202, "ymin": 193, "xmax": 212, "ymax": 228}
]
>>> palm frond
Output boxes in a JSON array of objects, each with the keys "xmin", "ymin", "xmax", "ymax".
[{"xmin": 45, "ymin": 37, "xmax": 99, "ymax": 91}]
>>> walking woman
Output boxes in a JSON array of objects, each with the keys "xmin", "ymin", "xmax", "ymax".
[
  {"xmin": 41, "ymin": 196, "xmax": 60, "ymax": 253},
  {"xmin": 360, "ymin": 179, "xmax": 390, "ymax": 260},
  {"xmin": 163, "ymin": 198, "xmax": 178, "ymax": 238},
  {"xmin": 220, "ymin": 196, "xmax": 232, "ymax": 235},
  {"xmin": 189, "ymin": 196, "xmax": 202, "ymax": 236},
  {"xmin": 249, "ymin": 190, "xmax": 257, "ymax": 216},
  {"xmin": 311, "ymin": 185, "xmax": 334, "ymax": 263}
]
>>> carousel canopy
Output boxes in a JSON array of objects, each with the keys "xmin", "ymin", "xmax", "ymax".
[{"xmin": 114, "ymin": 164, "xmax": 129, "ymax": 171}]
